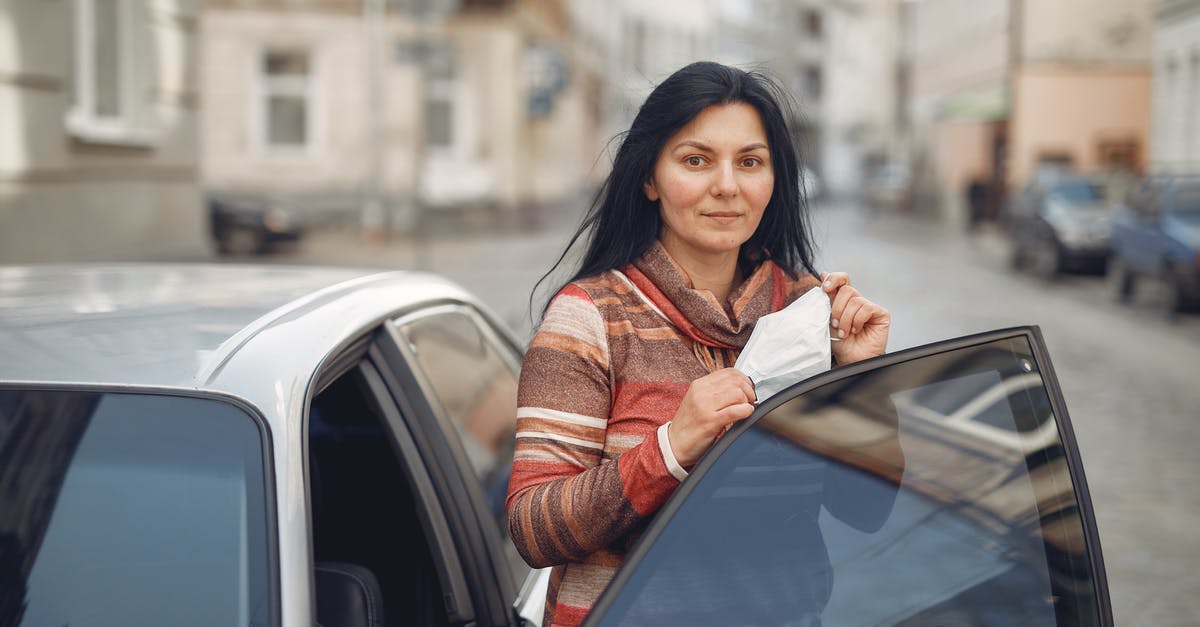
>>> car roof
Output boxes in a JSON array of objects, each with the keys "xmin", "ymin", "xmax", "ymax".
[{"xmin": 0, "ymin": 264, "xmax": 478, "ymax": 392}]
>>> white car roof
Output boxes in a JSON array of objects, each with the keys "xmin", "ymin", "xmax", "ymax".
[{"xmin": 0, "ymin": 264, "xmax": 477, "ymax": 392}]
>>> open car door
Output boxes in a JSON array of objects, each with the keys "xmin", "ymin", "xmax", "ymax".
[{"xmin": 585, "ymin": 327, "xmax": 1111, "ymax": 626}]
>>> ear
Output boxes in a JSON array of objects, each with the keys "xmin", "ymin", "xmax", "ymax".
[{"xmin": 643, "ymin": 179, "xmax": 660, "ymax": 202}]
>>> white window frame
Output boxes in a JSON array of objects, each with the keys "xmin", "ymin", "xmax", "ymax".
[
  {"xmin": 255, "ymin": 47, "xmax": 318, "ymax": 158},
  {"xmin": 66, "ymin": 0, "xmax": 156, "ymax": 146}
]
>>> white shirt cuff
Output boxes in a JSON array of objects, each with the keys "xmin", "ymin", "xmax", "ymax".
[{"xmin": 657, "ymin": 422, "xmax": 689, "ymax": 482}]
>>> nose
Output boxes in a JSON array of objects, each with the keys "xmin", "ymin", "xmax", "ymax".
[{"xmin": 712, "ymin": 161, "xmax": 738, "ymax": 198}]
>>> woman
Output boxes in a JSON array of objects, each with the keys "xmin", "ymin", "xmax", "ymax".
[{"xmin": 505, "ymin": 61, "xmax": 890, "ymax": 626}]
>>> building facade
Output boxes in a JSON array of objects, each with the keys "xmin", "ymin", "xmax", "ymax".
[
  {"xmin": 0, "ymin": 0, "xmax": 208, "ymax": 262},
  {"xmin": 900, "ymin": 0, "xmax": 1155, "ymax": 223},
  {"xmin": 202, "ymin": 0, "xmax": 585, "ymax": 235},
  {"xmin": 1152, "ymin": 0, "xmax": 1200, "ymax": 172},
  {"xmin": 1008, "ymin": 0, "xmax": 1155, "ymax": 186}
]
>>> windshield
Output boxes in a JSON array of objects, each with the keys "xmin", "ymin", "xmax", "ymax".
[
  {"xmin": 1168, "ymin": 183, "xmax": 1200, "ymax": 215},
  {"xmin": 589, "ymin": 335, "xmax": 1102, "ymax": 626},
  {"xmin": 1047, "ymin": 179, "xmax": 1102, "ymax": 205},
  {"xmin": 0, "ymin": 389, "xmax": 273, "ymax": 627}
]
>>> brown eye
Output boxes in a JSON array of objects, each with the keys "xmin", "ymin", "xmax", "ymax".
[
  {"xmin": 741, "ymin": 157, "xmax": 762, "ymax": 168},
  {"xmin": 686, "ymin": 156, "xmax": 704, "ymax": 167}
]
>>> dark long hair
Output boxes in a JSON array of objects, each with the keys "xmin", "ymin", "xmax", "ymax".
[{"xmin": 535, "ymin": 61, "xmax": 818, "ymax": 313}]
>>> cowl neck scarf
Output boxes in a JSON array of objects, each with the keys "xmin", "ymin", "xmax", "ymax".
[{"xmin": 623, "ymin": 241, "xmax": 788, "ymax": 351}]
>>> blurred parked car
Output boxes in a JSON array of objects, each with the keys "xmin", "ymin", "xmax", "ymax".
[
  {"xmin": 863, "ymin": 163, "xmax": 912, "ymax": 213},
  {"xmin": 208, "ymin": 192, "xmax": 304, "ymax": 255},
  {"xmin": 1110, "ymin": 176, "xmax": 1200, "ymax": 316},
  {"xmin": 1008, "ymin": 172, "xmax": 1113, "ymax": 277},
  {"xmin": 0, "ymin": 266, "xmax": 1111, "ymax": 626}
]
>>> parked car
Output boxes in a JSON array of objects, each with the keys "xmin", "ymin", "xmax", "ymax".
[
  {"xmin": 208, "ymin": 192, "xmax": 304, "ymax": 255},
  {"xmin": 1008, "ymin": 172, "xmax": 1113, "ymax": 277},
  {"xmin": 0, "ymin": 266, "xmax": 1111, "ymax": 626},
  {"xmin": 1109, "ymin": 176, "xmax": 1200, "ymax": 316}
]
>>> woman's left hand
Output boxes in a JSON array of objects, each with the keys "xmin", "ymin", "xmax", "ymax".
[{"xmin": 821, "ymin": 272, "xmax": 890, "ymax": 365}]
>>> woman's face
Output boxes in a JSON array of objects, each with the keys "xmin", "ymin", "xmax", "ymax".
[{"xmin": 644, "ymin": 102, "xmax": 774, "ymax": 264}]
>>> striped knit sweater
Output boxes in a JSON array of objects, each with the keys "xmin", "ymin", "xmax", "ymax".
[{"xmin": 506, "ymin": 241, "xmax": 820, "ymax": 626}]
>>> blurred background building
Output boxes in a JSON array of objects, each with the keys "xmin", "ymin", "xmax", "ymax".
[
  {"xmin": 202, "ymin": 0, "xmax": 584, "ymax": 238},
  {"xmin": 0, "ymin": 0, "xmax": 207, "ymax": 262},
  {"xmin": 0, "ymin": 0, "xmax": 1195, "ymax": 259},
  {"xmin": 1153, "ymin": 0, "xmax": 1200, "ymax": 172}
]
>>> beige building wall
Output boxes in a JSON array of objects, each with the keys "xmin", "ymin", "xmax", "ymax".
[
  {"xmin": 824, "ymin": 0, "xmax": 901, "ymax": 195},
  {"xmin": 1151, "ymin": 0, "xmax": 1200, "ymax": 173},
  {"xmin": 1009, "ymin": 68, "xmax": 1151, "ymax": 184},
  {"xmin": 202, "ymin": 0, "xmax": 583, "ymax": 228},
  {"xmin": 0, "ymin": 0, "xmax": 208, "ymax": 262},
  {"xmin": 936, "ymin": 121, "xmax": 995, "ymax": 200},
  {"xmin": 1020, "ymin": 0, "xmax": 1156, "ymax": 65},
  {"xmin": 904, "ymin": 0, "xmax": 1009, "ymax": 220},
  {"xmin": 1007, "ymin": 0, "xmax": 1154, "ymax": 187},
  {"xmin": 202, "ymin": 9, "xmax": 406, "ymax": 194},
  {"xmin": 909, "ymin": 0, "xmax": 1009, "ymax": 119}
]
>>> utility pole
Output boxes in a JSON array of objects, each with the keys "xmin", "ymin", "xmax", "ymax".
[{"xmin": 362, "ymin": 0, "xmax": 386, "ymax": 244}]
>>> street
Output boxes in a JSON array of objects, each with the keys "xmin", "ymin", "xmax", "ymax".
[{"xmin": 270, "ymin": 202, "xmax": 1200, "ymax": 626}]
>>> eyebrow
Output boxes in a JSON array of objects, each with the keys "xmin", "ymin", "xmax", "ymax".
[{"xmin": 672, "ymin": 140, "xmax": 769, "ymax": 153}]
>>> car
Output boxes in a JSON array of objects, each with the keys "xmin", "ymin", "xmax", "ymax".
[
  {"xmin": 1109, "ymin": 176, "xmax": 1200, "ymax": 316},
  {"xmin": 0, "ymin": 266, "xmax": 1111, "ymax": 626},
  {"xmin": 208, "ymin": 192, "xmax": 304, "ymax": 255},
  {"xmin": 1008, "ymin": 172, "xmax": 1113, "ymax": 277}
]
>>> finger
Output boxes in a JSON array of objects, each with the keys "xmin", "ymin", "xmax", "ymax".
[
  {"xmin": 830, "ymin": 285, "xmax": 859, "ymax": 320},
  {"xmin": 821, "ymin": 271, "xmax": 850, "ymax": 293},
  {"xmin": 838, "ymin": 297, "xmax": 864, "ymax": 337},
  {"xmin": 850, "ymin": 299, "xmax": 880, "ymax": 334},
  {"xmin": 729, "ymin": 370, "xmax": 757, "ymax": 402},
  {"xmin": 716, "ymin": 402, "xmax": 756, "ymax": 424}
]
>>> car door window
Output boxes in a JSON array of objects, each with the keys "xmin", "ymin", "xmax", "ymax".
[
  {"xmin": 0, "ymin": 389, "xmax": 273, "ymax": 627},
  {"xmin": 588, "ymin": 332, "xmax": 1105, "ymax": 627},
  {"xmin": 309, "ymin": 362, "xmax": 475, "ymax": 627},
  {"xmin": 391, "ymin": 307, "xmax": 526, "ymax": 582}
]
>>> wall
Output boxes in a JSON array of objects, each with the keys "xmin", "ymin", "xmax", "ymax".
[
  {"xmin": 1020, "ymin": 0, "xmax": 1156, "ymax": 65},
  {"xmin": 1009, "ymin": 68, "xmax": 1151, "ymax": 184},
  {"xmin": 1151, "ymin": 0, "xmax": 1200, "ymax": 172},
  {"xmin": 0, "ymin": 0, "xmax": 208, "ymax": 262}
]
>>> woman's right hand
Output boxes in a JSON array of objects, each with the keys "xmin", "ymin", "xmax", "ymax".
[{"xmin": 667, "ymin": 368, "xmax": 757, "ymax": 468}]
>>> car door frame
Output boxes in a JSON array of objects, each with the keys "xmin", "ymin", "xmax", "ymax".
[
  {"xmin": 585, "ymin": 325, "xmax": 1112, "ymax": 626},
  {"xmin": 371, "ymin": 300, "xmax": 529, "ymax": 626}
]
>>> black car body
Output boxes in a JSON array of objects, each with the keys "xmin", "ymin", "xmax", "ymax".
[
  {"xmin": 1110, "ymin": 176, "xmax": 1200, "ymax": 315},
  {"xmin": 1009, "ymin": 173, "xmax": 1113, "ymax": 277},
  {"xmin": 208, "ymin": 192, "xmax": 304, "ymax": 255}
]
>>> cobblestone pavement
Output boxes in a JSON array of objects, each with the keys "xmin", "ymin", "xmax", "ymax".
[{"xmin": 259, "ymin": 200, "xmax": 1200, "ymax": 626}]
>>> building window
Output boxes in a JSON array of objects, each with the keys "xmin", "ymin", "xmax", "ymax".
[
  {"xmin": 423, "ymin": 43, "xmax": 457, "ymax": 149},
  {"xmin": 66, "ymin": 0, "xmax": 154, "ymax": 145},
  {"xmin": 803, "ymin": 9, "xmax": 823, "ymax": 39},
  {"xmin": 261, "ymin": 50, "xmax": 312, "ymax": 151}
]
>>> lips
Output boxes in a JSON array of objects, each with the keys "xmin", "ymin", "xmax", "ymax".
[{"xmin": 702, "ymin": 212, "xmax": 742, "ymax": 224}]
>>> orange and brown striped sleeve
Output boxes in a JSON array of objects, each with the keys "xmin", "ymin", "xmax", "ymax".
[{"xmin": 505, "ymin": 285, "xmax": 680, "ymax": 569}]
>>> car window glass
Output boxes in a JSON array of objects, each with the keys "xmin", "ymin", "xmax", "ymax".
[
  {"xmin": 1167, "ymin": 182, "xmax": 1200, "ymax": 214},
  {"xmin": 1048, "ymin": 180, "xmax": 1101, "ymax": 204},
  {"xmin": 0, "ymin": 390, "xmax": 272, "ymax": 627},
  {"xmin": 396, "ymin": 310, "xmax": 525, "ymax": 578},
  {"xmin": 593, "ymin": 336, "xmax": 1100, "ymax": 626}
]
